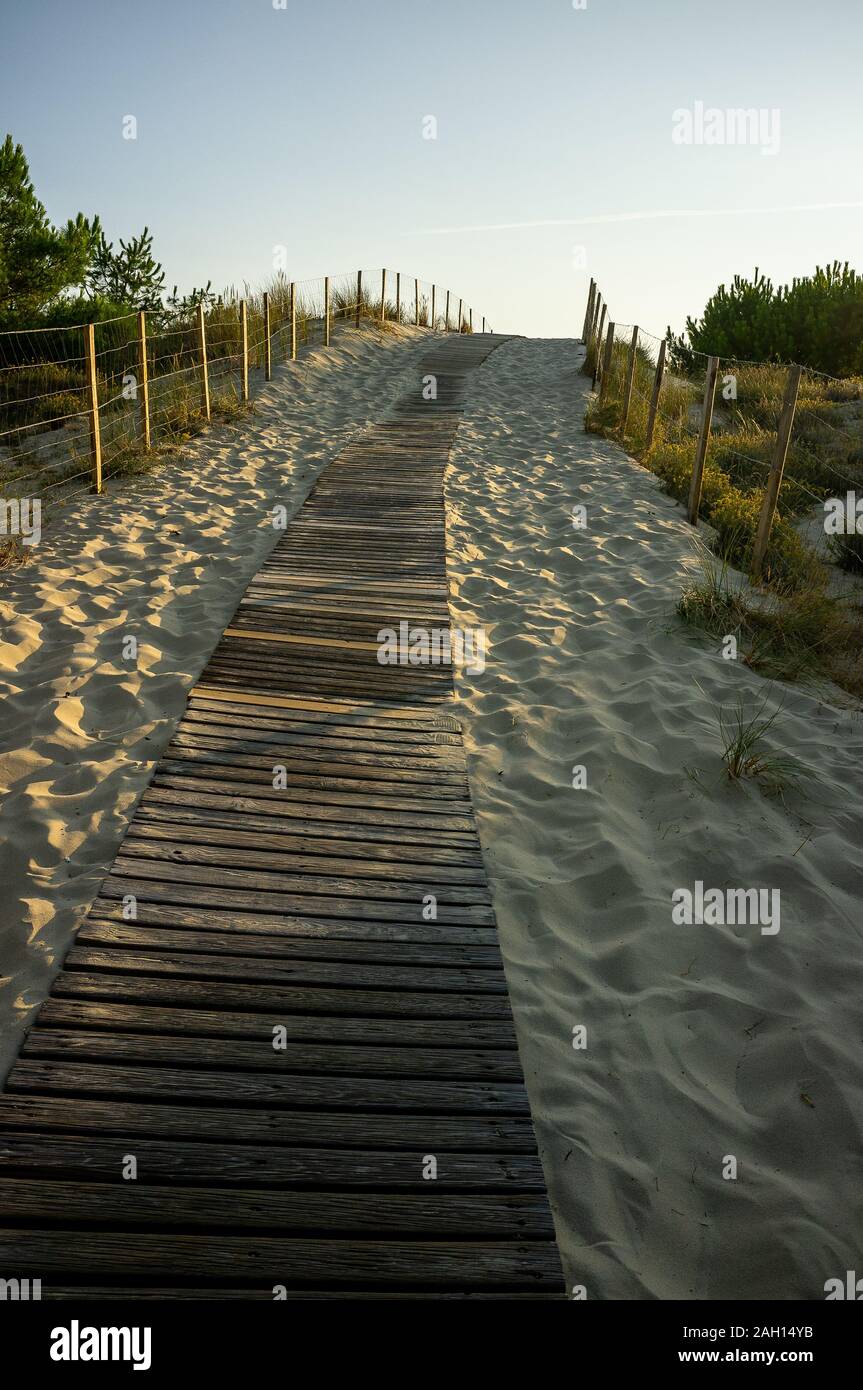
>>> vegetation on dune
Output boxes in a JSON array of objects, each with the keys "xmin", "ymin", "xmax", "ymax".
[
  {"xmin": 86, "ymin": 226, "xmax": 166, "ymax": 311},
  {"xmin": 0, "ymin": 135, "xmax": 100, "ymax": 324},
  {"xmin": 666, "ymin": 263, "xmax": 863, "ymax": 378},
  {"xmin": 583, "ymin": 280, "xmax": 863, "ymax": 701},
  {"xmin": 1, "ymin": 133, "xmax": 465, "ymax": 532},
  {"xmin": 712, "ymin": 688, "xmax": 802, "ymax": 796},
  {"xmin": 676, "ymin": 543, "xmax": 861, "ymax": 692}
]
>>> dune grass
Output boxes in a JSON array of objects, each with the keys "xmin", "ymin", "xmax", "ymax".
[
  {"xmin": 714, "ymin": 689, "xmax": 802, "ymax": 796},
  {"xmin": 1, "ymin": 270, "xmax": 458, "ymax": 498},
  {"xmin": 678, "ymin": 539, "xmax": 863, "ymax": 697},
  {"xmin": 584, "ymin": 341, "xmax": 863, "ymax": 699},
  {"xmin": 1, "ymin": 270, "xmax": 461, "ymax": 543}
]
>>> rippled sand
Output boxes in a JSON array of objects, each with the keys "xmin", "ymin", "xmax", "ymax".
[
  {"xmin": 445, "ymin": 336, "xmax": 863, "ymax": 1300},
  {"xmin": 3, "ymin": 328, "xmax": 860, "ymax": 1300},
  {"xmin": 0, "ymin": 326, "xmax": 434, "ymax": 1080}
]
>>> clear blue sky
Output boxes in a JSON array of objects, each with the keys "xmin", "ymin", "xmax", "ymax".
[{"xmin": 2, "ymin": 0, "xmax": 861, "ymax": 338}]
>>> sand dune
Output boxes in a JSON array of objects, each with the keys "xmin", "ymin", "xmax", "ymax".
[
  {"xmin": 0, "ymin": 326, "xmax": 434, "ymax": 1080},
  {"xmin": 2, "ymin": 327, "xmax": 861, "ymax": 1301},
  {"xmin": 445, "ymin": 336, "xmax": 863, "ymax": 1299}
]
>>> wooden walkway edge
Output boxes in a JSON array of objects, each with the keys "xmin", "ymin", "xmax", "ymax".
[{"xmin": 0, "ymin": 333, "xmax": 565, "ymax": 1299}]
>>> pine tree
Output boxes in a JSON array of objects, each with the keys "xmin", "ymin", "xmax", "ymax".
[
  {"xmin": 674, "ymin": 264, "xmax": 863, "ymax": 376},
  {"xmin": 0, "ymin": 134, "xmax": 99, "ymax": 317},
  {"xmin": 165, "ymin": 281, "xmax": 215, "ymax": 314},
  {"xmin": 87, "ymin": 225, "xmax": 166, "ymax": 310}
]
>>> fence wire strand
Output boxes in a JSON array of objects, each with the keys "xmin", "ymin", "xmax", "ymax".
[
  {"xmin": 583, "ymin": 287, "xmax": 863, "ymax": 592},
  {"xmin": 1, "ymin": 269, "xmax": 484, "ymax": 538}
]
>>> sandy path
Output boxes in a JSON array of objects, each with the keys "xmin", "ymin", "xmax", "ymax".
[
  {"xmin": 445, "ymin": 336, "xmax": 863, "ymax": 1300},
  {"xmin": 3, "ymin": 326, "xmax": 860, "ymax": 1301},
  {"xmin": 0, "ymin": 326, "xmax": 436, "ymax": 1081}
]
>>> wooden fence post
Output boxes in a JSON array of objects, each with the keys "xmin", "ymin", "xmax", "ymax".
[
  {"xmin": 588, "ymin": 295, "xmax": 602, "ymax": 371},
  {"xmin": 240, "ymin": 299, "xmax": 249, "ymax": 402},
  {"xmin": 137, "ymin": 310, "xmax": 150, "ymax": 449},
  {"xmin": 84, "ymin": 322, "xmax": 102, "ymax": 494},
  {"xmin": 591, "ymin": 304, "xmax": 607, "ymax": 390},
  {"xmin": 750, "ymin": 363, "xmax": 802, "ymax": 581},
  {"xmin": 590, "ymin": 292, "xmax": 602, "ymax": 346},
  {"xmin": 415, "ymin": 278, "xmax": 419, "ymax": 326},
  {"xmin": 263, "ymin": 291, "xmax": 272, "ymax": 380},
  {"xmin": 470, "ymin": 308, "xmax": 473, "ymax": 332},
  {"xmin": 645, "ymin": 339, "xmax": 666, "ymax": 451},
  {"xmin": 395, "ymin": 272, "xmax": 401, "ymax": 323},
  {"xmin": 197, "ymin": 303, "xmax": 211, "ymax": 421},
  {"xmin": 582, "ymin": 279, "xmax": 596, "ymax": 341},
  {"xmin": 290, "ymin": 282, "xmax": 297, "ymax": 361},
  {"xmin": 380, "ymin": 269, "xmax": 386, "ymax": 324},
  {"xmin": 621, "ymin": 326, "xmax": 639, "ymax": 434},
  {"xmin": 687, "ymin": 355, "xmax": 720, "ymax": 524},
  {"xmin": 323, "ymin": 277, "xmax": 330, "ymax": 348},
  {"xmin": 598, "ymin": 322, "xmax": 615, "ymax": 403},
  {"xmin": 355, "ymin": 270, "xmax": 363, "ymax": 328},
  {"xmin": 445, "ymin": 290, "xmax": 451, "ymax": 331},
  {"xmin": 431, "ymin": 285, "xmax": 436, "ymax": 329},
  {"xmin": 458, "ymin": 297, "xmax": 463, "ymax": 332},
  {"xmin": 482, "ymin": 316, "xmax": 486, "ymax": 333}
]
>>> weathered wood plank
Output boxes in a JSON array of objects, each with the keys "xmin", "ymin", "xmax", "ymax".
[
  {"xmin": 157, "ymin": 755, "xmax": 470, "ymax": 803},
  {"xmin": 97, "ymin": 875, "xmax": 496, "ymax": 925},
  {"xmin": 0, "ymin": 1097, "xmax": 537, "ymax": 1153},
  {"xmin": 168, "ymin": 732, "xmax": 466, "ymax": 776},
  {"xmin": 0, "ymin": 1229, "xmax": 562, "ymax": 1286},
  {"xmin": 180, "ymin": 707, "xmax": 462, "ymax": 745},
  {"xmin": 51, "ymin": 971, "xmax": 516, "ymax": 1018},
  {"xmin": 0, "ymin": 1179, "xmax": 556, "ymax": 1237},
  {"xmin": 153, "ymin": 767, "xmax": 474, "ymax": 816},
  {"xmin": 0, "ymin": 330, "xmax": 563, "ymax": 1298},
  {"xmin": 164, "ymin": 739, "xmax": 467, "ymax": 783},
  {"xmin": 23, "ymin": 1029, "xmax": 523, "ymax": 1081},
  {"xmin": 117, "ymin": 830, "xmax": 488, "ymax": 886},
  {"xmin": 63, "ymin": 944, "xmax": 506, "ymax": 993},
  {"xmin": 77, "ymin": 921, "xmax": 504, "ymax": 967},
  {"xmin": 175, "ymin": 717, "xmax": 464, "ymax": 754},
  {"xmin": 142, "ymin": 782, "xmax": 478, "ymax": 837},
  {"xmin": 0, "ymin": 1128, "xmax": 544, "ymax": 1184},
  {"xmin": 31, "ymin": 998, "xmax": 518, "ymax": 1048},
  {"xmin": 6, "ymin": 1060, "xmax": 532, "ymax": 1114},
  {"xmin": 189, "ymin": 692, "xmax": 462, "ymax": 731},
  {"xmin": 84, "ymin": 899, "xmax": 499, "ymax": 946},
  {"xmin": 128, "ymin": 811, "xmax": 484, "ymax": 865}
]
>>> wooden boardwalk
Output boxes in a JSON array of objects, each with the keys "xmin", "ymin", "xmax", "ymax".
[{"xmin": 0, "ymin": 333, "xmax": 564, "ymax": 1299}]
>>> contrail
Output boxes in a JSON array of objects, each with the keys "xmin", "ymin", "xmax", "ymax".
[{"xmin": 414, "ymin": 202, "xmax": 863, "ymax": 235}]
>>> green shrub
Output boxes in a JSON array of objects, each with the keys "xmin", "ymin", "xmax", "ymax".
[{"xmin": 667, "ymin": 262, "xmax": 863, "ymax": 377}]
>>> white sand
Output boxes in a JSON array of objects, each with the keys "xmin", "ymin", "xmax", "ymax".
[
  {"xmin": 3, "ymin": 327, "xmax": 861, "ymax": 1300},
  {"xmin": 0, "ymin": 325, "xmax": 436, "ymax": 1081},
  {"xmin": 445, "ymin": 336, "xmax": 863, "ymax": 1299}
]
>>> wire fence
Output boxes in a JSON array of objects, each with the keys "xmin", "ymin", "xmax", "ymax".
[
  {"xmin": 0, "ymin": 268, "xmax": 491, "ymax": 552},
  {"xmin": 580, "ymin": 279, "xmax": 863, "ymax": 585}
]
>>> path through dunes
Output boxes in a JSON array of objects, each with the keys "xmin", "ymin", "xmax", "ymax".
[
  {"xmin": 443, "ymin": 336, "xmax": 863, "ymax": 1300},
  {"xmin": 0, "ymin": 333, "xmax": 565, "ymax": 1299}
]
